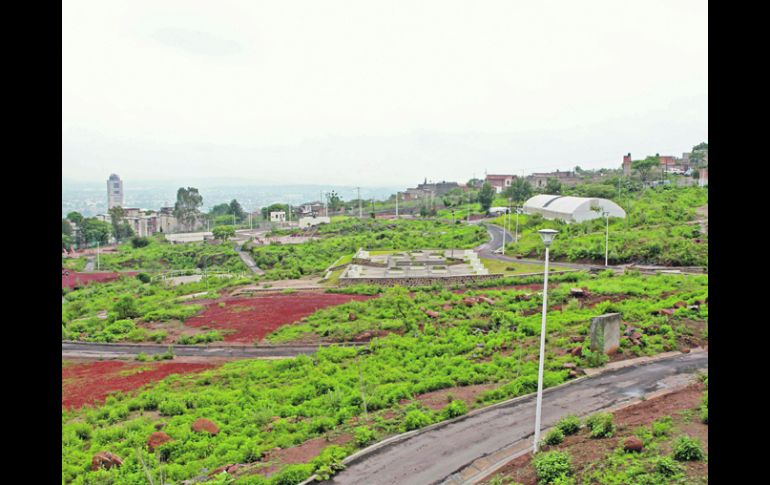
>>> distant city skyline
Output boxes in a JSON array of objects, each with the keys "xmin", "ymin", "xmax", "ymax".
[{"xmin": 63, "ymin": 1, "xmax": 707, "ymax": 185}]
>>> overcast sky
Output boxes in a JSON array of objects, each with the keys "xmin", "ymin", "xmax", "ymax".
[{"xmin": 62, "ymin": 0, "xmax": 707, "ymax": 186}]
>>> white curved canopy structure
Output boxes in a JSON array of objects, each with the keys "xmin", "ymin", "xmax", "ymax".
[{"xmin": 523, "ymin": 194, "xmax": 626, "ymax": 223}]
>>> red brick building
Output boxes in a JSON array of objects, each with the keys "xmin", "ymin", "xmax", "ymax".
[{"xmin": 484, "ymin": 174, "xmax": 517, "ymax": 193}]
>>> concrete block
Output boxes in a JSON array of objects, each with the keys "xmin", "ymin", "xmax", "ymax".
[{"xmin": 589, "ymin": 313, "xmax": 621, "ymax": 354}]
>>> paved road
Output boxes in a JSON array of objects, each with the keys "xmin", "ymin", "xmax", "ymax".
[
  {"xmin": 325, "ymin": 351, "xmax": 707, "ymax": 485},
  {"xmin": 62, "ymin": 341, "xmax": 364, "ymax": 359}
]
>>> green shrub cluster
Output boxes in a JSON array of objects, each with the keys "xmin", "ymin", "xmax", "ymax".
[
  {"xmin": 586, "ymin": 413, "xmax": 615, "ymax": 438},
  {"xmin": 532, "ymin": 451, "xmax": 573, "ymax": 484},
  {"xmin": 672, "ymin": 435, "xmax": 704, "ymax": 461}
]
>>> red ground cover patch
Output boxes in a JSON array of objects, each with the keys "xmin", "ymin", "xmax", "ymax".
[
  {"xmin": 185, "ymin": 292, "xmax": 373, "ymax": 343},
  {"xmin": 62, "ymin": 270, "xmax": 138, "ymax": 289},
  {"xmin": 62, "ymin": 360, "xmax": 215, "ymax": 409}
]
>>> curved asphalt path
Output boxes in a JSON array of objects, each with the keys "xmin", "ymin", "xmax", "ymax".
[
  {"xmin": 324, "ymin": 351, "xmax": 707, "ymax": 485},
  {"xmin": 62, "ymin": 341, "xmax": 364, "ymax": 359}
]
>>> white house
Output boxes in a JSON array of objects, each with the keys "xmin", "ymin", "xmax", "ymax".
[{"xmin": 270, "ymin": 211, "xmax": 286, "ymax": 223}]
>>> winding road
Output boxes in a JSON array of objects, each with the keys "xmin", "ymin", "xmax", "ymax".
[{"xmin": 324, "ymin": 351, "xmax": 708, "ymax": 485}]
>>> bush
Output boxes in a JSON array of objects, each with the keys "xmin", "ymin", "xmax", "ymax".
[
  {"xmin": 158, "ymin": 400, "xmax": 185, "ymax": 416},
  {"xmin": 136, "ymin": 272, "xmax": 151, "ymax": 283},
  {"xmin": 651, "ymin": 416, "xmax": 673, "ymax": 437},
  {"xmin": 404, "ymin": 410, "xmax": 433, "ymax": 431},
  {"xmin": 113, "ymin": 295, "xmax": 140, "ymax": 319},
  {"xmin": 131, "ymin": 236, "xmax": 151, "ymax": 248},
  {"xmin": 135, "ymin": 352, "xmax": 149, "ymax": 362},
  {"xmin": 543, "ymin": 427, "xmax": 565, "ymax": 446},
  {"xmin": 672, "ymin": 435, "xmax": 704, "ymax": 461},
  {"xmin": 655, "ymin": 456, "xmax": 683, "ymax": 477},
  {"xmin": 441, "ymin": 399, "xmax": 468, "ymax": 420},
  {"xmin": 555, "ymin": 415, "xmax": 581, "ymax": 436},
  {"xmin": 269, "ymin": 463, "xmax": 313, "ymax": 485},
  {"xmin": 532, "ymin": 450, "xmax": 572, "ymax": 484},
  {"xmin": 585, "ymin": 412, "xmax": 614, "ymax": 438},
  {"xmin": 354, "ymin": 426, "xmax": 377, "ymax": 447}
]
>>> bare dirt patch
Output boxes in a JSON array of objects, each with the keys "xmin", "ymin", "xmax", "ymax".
[
  {"xmin": 407, "ymin": 383, "xmax": 500, "ymax": 411},
  {"xmin": 482, "ymin": 383, "xmax": 707, "ymax": 485}
]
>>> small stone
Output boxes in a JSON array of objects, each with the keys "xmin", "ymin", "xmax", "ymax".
[
  {"xmin": 348, "ymin": 312, "xmax": 357, "ymax": 321},
  {"xmin": 192, "ymin": 418, "xmax": 220, "ymax": 435},
  {"xmin": 562, "ymin": 363, "xmax": 577, "ymax": 369},
  {"xmin": 569, "ymin": 370, "xmax": 578, "ymax": 377},
  {"xmin": 425, "ymin": 310, "xmax": 440, "ymax": 318},
  {"xmin": 630, "ymin": 332, "xmax": 642, "ymax": 340},
  {"xmin": 570, "ymin": 347, "xmax": 583, "ymax": 357},
  {"xmin": 623, "ymin": 437, "xmax": 644, "ymax": 452},
  {"xmin": 570, "ymin": 288, "xmax": 586, "ymax": 297},
  {"xmin": 147, "ymin": 431, "xmax": 173, "ymax": 452},
  {"xmin": 570, "ymin": 336, "xmax": 585, "ymax": 343},
  {"xmin": 91, "ymin": 452, "xmax": 123, "ymax": 471},
  {"xmin": 673, "ymin": 301, "xmax": 687, "ymax": 308},
  {"xmin": 680, "ymin": 347, "xmax": 691, "ymax": 354},
  {"xmin": 660, "ymin": 308, "xmax": 675, "ymax": 316}
]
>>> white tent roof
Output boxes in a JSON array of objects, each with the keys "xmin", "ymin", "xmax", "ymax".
[{"xmin": 523, "ymin": 195, "xmax": 626, "ymax": 223}]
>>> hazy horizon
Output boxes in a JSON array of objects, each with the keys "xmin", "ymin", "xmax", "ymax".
[{"xmin": 63, "ymin": 1, "xmax": 707, "ymax": 185}]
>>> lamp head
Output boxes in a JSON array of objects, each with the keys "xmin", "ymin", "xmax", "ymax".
[{"xmin": 538, "ymin": 229, "xmax": 558, "ymax": 247}]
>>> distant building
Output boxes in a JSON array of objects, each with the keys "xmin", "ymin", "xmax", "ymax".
[
  {"xmin": 699, "ymin": 168, "xmax": 708, "ymax": 187},
  {"xmin": 622, "ymin": 154, "xmax": 632, "ymax": 176},
  {"xmin": 401, "ymin": 179, "xmax": 459, "ymax": 201},
  {"xmin": 270, "ymin": 211, "xmax": 286, "ymax": 223},
  {"xmin": 527, "ymin": 170, "xmax": 581, "ymax": 188},
  {"xmin": 485, "ymin": 174, "xmax": 516, "ymax": 194},
  {"xmin": 658, "ymin": 156, "xmax": 677, "ymax": 170},
  {"xmin": 107, "ymin": 174, "xmax": 124, "ymax": 209}
]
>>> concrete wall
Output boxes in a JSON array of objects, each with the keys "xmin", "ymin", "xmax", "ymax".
[
  {"xmin": 339, "ymin": 273, "xmax": 505, "ymax": 288},
  {"xmin": 589, "ymin": 313, "xmax": 621, "ymax": 354}
]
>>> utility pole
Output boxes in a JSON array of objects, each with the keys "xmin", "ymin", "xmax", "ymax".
[
  {"xmin": 395, "ymin": 192, "xmax": 399, "ymax": 218},
  {"xmin": 357, "ymin": 187, "xmax": 362, "ymax": 218}
]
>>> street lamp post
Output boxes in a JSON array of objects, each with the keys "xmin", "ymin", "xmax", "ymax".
[
  {"xmin": 515, "ymin": 207, "xmax": 521, "ymax": 243},
  {"xmin": 533, "ymin": 229, "xmax": 558, "ymax": 454},
  {"xmin": 603, "ymin": 211, "xmax": 610, "ymax": 267}
]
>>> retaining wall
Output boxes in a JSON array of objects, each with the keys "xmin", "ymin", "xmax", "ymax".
[{"xmin": 338, "ymin": 273, "xmax": 505, "ymax": 287}]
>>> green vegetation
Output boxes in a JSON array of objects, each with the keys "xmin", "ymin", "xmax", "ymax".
[
  {"xmin": 672, "ymin": 435, "xmax": 704, "ymax": 461},
  {"xmin": 247, "ymin": 218, "xmax": 487, "ymax": 280},
  {"xmin": 543, "ymin": 427, "xmax": 565, "ymax": 446},
  {"xmin": 72, "ymin": 237, "xmax": 248, "ymax": 273},
  {"xmin": 62, "ymin": 270, "xmax": 707, "ymax": 483},
  {"xmin": 61, "ymin": 273, "xmax": 248, "ymax": 342},
  {"xmin": 532, "ymin": 450, "xmax": 573, "ymax": 484},
  {"xmin": 503, "ymin": 186, "xmax": 708, "ymax": 266},
  {"xmin": 586, "ymin": 412, "xmax": 615, "ymax": 438},
  {"xmin": 555, "ymin": 415, "xmax": 581, "ymax": 436}
]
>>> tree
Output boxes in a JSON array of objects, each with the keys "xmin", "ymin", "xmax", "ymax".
[
  {"xmin": 79, "ymin": 218, "xmax": 111, "ymax": 245},
  {"xmin": 62, "ymin": 219, "xmax": 73, "ymax": 236},
  {"xmin": 66, "ymin": 212, "xmax": 84, "ymax": 225},
  {"xmin": 504, "ymin": 178, "xmax": 533, "ymax": 203},
  {"xmin": 212, "ymin": 225, "xmax": 236, "ymax": 241},
  {"xmin": 62, "ymin": 233, "xmax": 72, "ymax": 250},
  {"xmin": 174, "ymin": 187, "xmax": 203, "ymax": 231},
  {"xmin": 108, "ymin": 206, "xmax": 134, "ymax": 242},
  {"xmin": 545, "ymin": 177, "xmax": 562, "ymax": 195},
  {"xmin": 229, "ymin": 199, "xmax": 245, "ymax": 221},
  {"xmin": 478, "ymin": 182, "xmax": 495, "ymax": 212},
  {"xmin": 209, "ymin": 203, "xmax": 231, "ymax": 217},
  {"xmin": 467, "ymin": 178, "xmax": 483, "ymax": 188},
  {"xmin": 632, "ymin": 156, "xmax": 660, "ymax": 183},
  {"xmin": 327, "ymin": 191, "xmax": 342, "ymax": 212}
]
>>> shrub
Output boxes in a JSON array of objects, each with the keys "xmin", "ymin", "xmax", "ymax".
[
  {"xmin": 135, "ymin": 352, "xmax": 149, "ymax": 362},
  {"xmin": 672, "ymin": 435, "xmax": 704, "ymax": 461},
  {"xmin": 113, "ymin": 295, "xmax": 140, "ymax": 319},
  {"xmin": 655, "ymin": 456, "xmax": 683, "ymax": 477},
  {"xmin": 532, "ymin": 450, "xmax": 572, "ymax": 484},
  {"xmin": 651, "ymin": 416, "xmax": 673, "ymax": 437},
  {"xmin": 269, "ymin": 463, "xmax": 313, "ymax": 485},
  {"xmin": 555, "ymin": 415, "xmax": 581, "ymax": 436},
  {"xmin": 404, "ymin": 410, "xmax": 433, "ymax": 431},
  {"xmin": 158, "ymin": 400, "xmax": 185, "ymax": 416},
  {"xmin": 136, "ymin": 272, "xmax": 151, "ymax": 283},
  {"xmin": 354, "ymin": 426, "xmax": 377, "ymax": 447},
  {"xmin": 441, "ymin": 399, "xmax": 468, "ymax": 420},
  {"xmin": 585, "ymin": 412, "xmax": 614, "ymax": 438},
  {"xmin": 131, "ymin": 236, "xmax": 151, "ymax": 248},
  {"xmin": 543, "ymin": 427, "xmax": 565, "ymax": 446}
]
